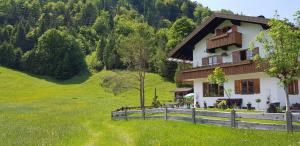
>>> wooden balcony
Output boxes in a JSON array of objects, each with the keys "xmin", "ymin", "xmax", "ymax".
[
  {"xmin": 177, "ymin": 61, "xmax": 268, "ymax": 82},
  {"xmin": 206, "ymin": 31, "xmax": 242, "ymax": 52}
]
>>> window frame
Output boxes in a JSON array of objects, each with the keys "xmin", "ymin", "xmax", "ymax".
[
  {"xmin": 203, "ymin": 82, "xmax": 224, "ymax": 97},
  {"xmin": 208, "ymin": 56, "xmax": 218, "ymax": 66},
  {"xmin": 241, "ymin": 79, "xmax": 254, "ymax": 95}
]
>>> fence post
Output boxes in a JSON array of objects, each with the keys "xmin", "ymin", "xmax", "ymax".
[
  {"xmin": 285, "ymin": 111, "xmax": 293, "ymax": 132},
  {"xmin": 142, "ymin": 108, "xmax": 146, "ymax": 120},
  {"xmin": 165, "ymin": 107, "xmax": 168, "ymax": 120},
  {"xmin": 192, "ymin": 108, "xmax": 196, "ymax": 124},
  {"xmin": 124, "ymin": 107, "xmax": 128, "ymax": 121},
  {"xmin": 231, "ymin": 109, "xmax": 236, "ymax": 128}
]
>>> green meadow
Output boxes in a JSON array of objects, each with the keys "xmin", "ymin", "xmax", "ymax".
[{"xmin": 0, "ymin": 66, "xmax": 300, "ymax": 146}]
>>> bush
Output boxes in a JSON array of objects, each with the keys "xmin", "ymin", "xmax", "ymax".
[
  {"xmin": 152, "ymin": 95, "xmax": 161, "ymax": 108},
  {"xmin": 217, "ymin": 100, "xmax": 227, "ymax": 109},
  {"xmin": 86, "ymin": 52, "xmax": 103, "ymax": 72},
  {"xmin": 22, "ymin": 29, "xmax": 85, "ymax": 79}
]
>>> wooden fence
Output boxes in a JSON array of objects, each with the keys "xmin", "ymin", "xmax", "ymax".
[{"xmin": 111, "ymin": 107, "xmax": 300, "ymax": 132}]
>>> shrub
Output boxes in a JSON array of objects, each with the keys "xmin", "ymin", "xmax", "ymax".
[
  {"xmin": 86, "ymin": 52, "xmax": 103, "ymax": 72},
  {"xmin": 152, "ymin": 95, "xmax": 161, "ymax": 108},
  {"xmin": 217, "ymin": 100, "xmax": 227, "ymax": 109}
]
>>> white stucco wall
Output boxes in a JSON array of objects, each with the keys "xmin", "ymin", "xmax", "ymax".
[
  {"xmin": 191, "ymin": 20, "xmax": 300, "ymax": 110},
  {"xmin": 194, "ymin": 73, "xmax": 300, "ymax": 110},
  {"xmin": 193, "ymin": 20, "xmax": 267, "ymax": 67}
]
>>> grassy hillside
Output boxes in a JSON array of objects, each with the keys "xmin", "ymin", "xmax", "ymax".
[{"xmin": 0, "ymin": 67, "xmax": 300, "ymax": 146}]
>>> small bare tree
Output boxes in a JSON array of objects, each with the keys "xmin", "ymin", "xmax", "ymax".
[{"xmin": 118, "ymin": 31, "xmax": 153, "ymax": 111}]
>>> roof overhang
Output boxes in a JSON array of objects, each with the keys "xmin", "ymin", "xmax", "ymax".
[{"xmin": 169, "ymin": 13, "xmax": 269, "ymax": 61}]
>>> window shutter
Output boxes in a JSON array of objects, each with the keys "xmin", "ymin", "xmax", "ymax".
[
  {"xmin": 217, "ymin": 55, "xmax": 223, "ymax": 64},
  {"xmin": 294, "ymin": 80, "xmax": 299, "ymax": 95},
  {"xmin": 253, "ymin": 79, "xmax": 260, "ymax": 94},
  {"xmin": 288, "ymin": 82, "xmax": 293, "ymax": 94},
  {"xmin": 252, "ymin": 47, "xmax": 259, "ymax": 56},
  {"xmin": 203, "ymin": 82, "xmax": 208, "ymax": 97},
  {"xmin": 232, "ymin": 51, "xmax": 240, "ymax": 63},
  {"xmin": 235, "ymin": 80, "xmax": 241, "ymax": 94},
  {"xmin": 202, "ymin": 57, "xmax": 209, "ymax": 66}
]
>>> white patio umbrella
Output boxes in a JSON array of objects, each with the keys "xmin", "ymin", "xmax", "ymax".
[{"xmin": 183, "ymin": 93, "xmax": 194, "ymax": 99}]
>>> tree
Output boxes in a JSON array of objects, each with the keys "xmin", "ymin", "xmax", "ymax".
[
  {"xmin": 0, "ymin": 42, "xmax": 16, "ymax": 67},
  {"xmin": 77, "ymin": 2, "xmax": 97, "ymax": 26},
  {"xmin": 118, "ymin": 31, "xmax": 153, "ymax": 111},
  {"xmin": 167, "ymin": 16, "xmax": 195, "ymax": 49},
  {"xmin": 93, "ymin": 10, "xmax": 110, "ymax": 35},
  {"xmin": 219, "ymin": 9, "xmax": 234, "ymax": 14},
  {"xmin": 253, "ymin": 16, "xmax": 300, "ymax": 112},
  {"xmin": 22, "ymin": 29, "xmax": 85, "ymax": 79},
  {"xmin": 208, "ymin": 67, "xmax": 228, "ymax": 85},
  {"xmin": 208, "ymin": 67, "xmax": 233, "ymax": 107},
  {"xmin": 193, "ymin": 4, "xmax": 212, "ymax": 24}
]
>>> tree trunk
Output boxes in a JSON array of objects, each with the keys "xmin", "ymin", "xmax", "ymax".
[
  {"xmin": 139, "ymin": 72, "xmax": 143, "ymax": 110},
  {"xmin": 284, "ymin": 85, "xmax": 291, "ymax": 112},
  {"xmin": 138, "ymin": 70, "xmax": 146, "ymax": 119}
]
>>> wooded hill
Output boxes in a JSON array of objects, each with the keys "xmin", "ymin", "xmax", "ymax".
[{"xmin": 0, "ymin": 0, "xmax": 232, "ymax": 80}]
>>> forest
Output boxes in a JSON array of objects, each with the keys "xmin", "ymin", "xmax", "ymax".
[{"xmin": 0, "ymin": 0, "xmax": 233, "ymax": 80}]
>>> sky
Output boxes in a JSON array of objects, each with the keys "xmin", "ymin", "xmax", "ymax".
[{"xmin": 196, "ymin": 0, "xmax": 299, "ymax": 22}]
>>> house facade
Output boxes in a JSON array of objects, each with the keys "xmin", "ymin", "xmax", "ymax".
[{"xmin": 169, "ymin": 13, "xmax": 300, "ymax": 110}]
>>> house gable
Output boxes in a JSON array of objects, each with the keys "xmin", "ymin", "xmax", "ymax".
[{"xmin": 169, "ymin": 13, "xmax": 269, "ymax": 61}]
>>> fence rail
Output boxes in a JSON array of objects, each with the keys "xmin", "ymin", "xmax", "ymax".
[{"xmin": 112, "ymin": 107, "xmax": 300, "ymax": 132}]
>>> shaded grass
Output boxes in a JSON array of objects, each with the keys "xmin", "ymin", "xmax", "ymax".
[{"xmin": 0, "ymin": 67, "xmax": 300, "ymax": 146}]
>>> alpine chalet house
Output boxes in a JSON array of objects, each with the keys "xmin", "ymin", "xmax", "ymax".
[{"xmin": 169, "ymin": 13, "xmax": 300, "ymax": 110}]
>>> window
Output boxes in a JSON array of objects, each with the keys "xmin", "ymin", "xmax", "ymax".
[
  {"xmin": 235, "ymin": 79, "xmax": 260, "ymax": 94},
  {"xmin": 240, "ymin": 50, "xmax": 247, "ymax": 61},
  {"xmin": 241, "ymin": 80, "xmax": 254, "ymax": 94},
  {"xmin": 203, "ymin": 83, "xmax": 224, "ymax": 97},
  {"xmin": 233, "ymin": 48, "xmax": 259, "ymax": 63},
  {"xmin": 288, "ymin": 80, "xmax": 299, "ymax": 95},
  {"xmin": 208, "ymin": 56, "xmax": 218, "ymax": 65},
  {"xmin": 247, "ymin": 50, "xmax": 253, "ymax": 60}
]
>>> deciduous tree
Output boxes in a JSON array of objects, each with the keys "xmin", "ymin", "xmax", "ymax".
[{"xmin": 253, "ymin": 15, "xmax": 300, "ymax": 112}]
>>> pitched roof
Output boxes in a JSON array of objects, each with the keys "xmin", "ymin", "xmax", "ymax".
[{"xmin": 169, "ymin": 13, "xmax": 269, "ymax": 61}]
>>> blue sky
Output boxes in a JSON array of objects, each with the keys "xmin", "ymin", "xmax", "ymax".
[{"xmin": 196, "ymin": 0, "xmax": 299, "ymax": 22}]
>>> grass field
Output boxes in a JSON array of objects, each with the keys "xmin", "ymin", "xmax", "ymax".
[{"xmin": 1, "ymin": 67, "xmax": 300, "ymax": 146}]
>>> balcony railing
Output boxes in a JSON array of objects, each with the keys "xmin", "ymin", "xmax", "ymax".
[
  {"xmin": 206, "ymin": 31, "xmax": 242, "ymax": 51},
  {"xmin": 177, "ymin": 61, "xmax": 268, "ymax": 81}
]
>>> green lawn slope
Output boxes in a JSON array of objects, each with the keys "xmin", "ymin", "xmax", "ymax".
[{"xmin": 0, "ymin": 67, "xmax": 299, "ymax": 146}]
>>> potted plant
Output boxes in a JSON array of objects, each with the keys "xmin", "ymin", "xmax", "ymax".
[
  {"xmin": 218, "ymin": 100, "xmax": 227, "ymax": 110},
  {"xmin": 247, "ymin": 102, "xmax": 252, "ymax": 110},
  {"xmin": 255, "ymin": 98, "xmax": 261, "ymax": 109}
]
